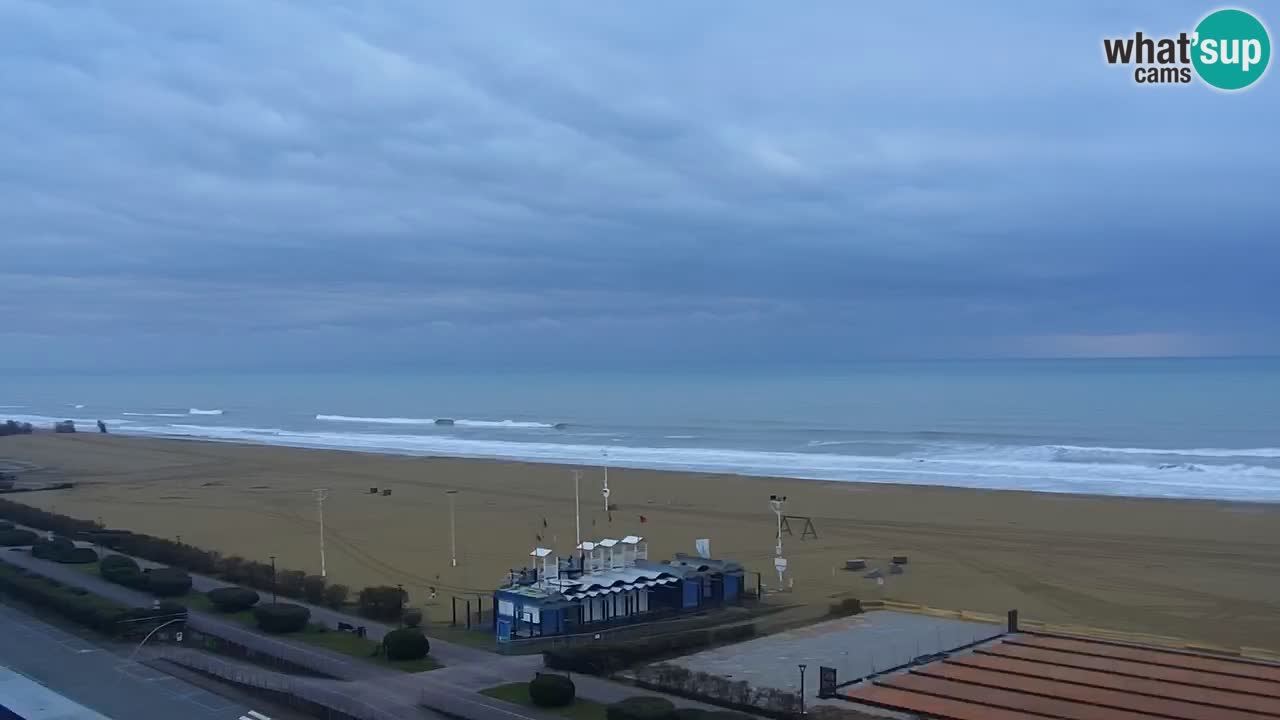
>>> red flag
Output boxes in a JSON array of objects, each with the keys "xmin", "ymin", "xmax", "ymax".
[{"xmin": 639, "ymin": 515, "xmax": 647, "ymax": 523}]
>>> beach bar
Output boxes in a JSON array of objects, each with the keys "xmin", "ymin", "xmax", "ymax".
[{"xmin": 494, "ymin": 535, "xmax": 745, "ymax": 642}]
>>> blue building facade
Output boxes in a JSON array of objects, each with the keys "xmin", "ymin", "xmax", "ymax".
[{"xmin": 494, "ymin": 539, "xmax": 745, "ymax": 642}]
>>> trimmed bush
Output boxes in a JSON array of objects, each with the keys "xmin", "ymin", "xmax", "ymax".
[
  {"xmin": 403, "ymin": 608, "xmax": 423, "ymax": 628},
  {"xmin": 323, "ymin": 583, "xmax": 349, "ymax": 609},
  {"xmin": 0, "ymin": 528, "xmax": 38, "ymax": 546},
  {"xmin": 545, "ymin": 624, "xmax": 756, "ymax": 675},
  {"xmin": 358, "ymin": 585, "xmax": 406, "ymax": 620},
  {"xmin": 302, "ymin": 575, "xmax": 326, "ymax": 603},
  {"xmin": 0, "ymin": 562, "xmax": 131, "ymax": 635},
  {"xmin": 528, "ymin": 673, "xmax": 576, "ymax": 708},
  {"xmin": 383, "ymin": 627, "xmax": 430, "ymax": 661},
  {"xmin": 145, "ymin": 567, "xmax": 193, "ymax": 597},
  {"xmin": 607, "ymin": 696, "xmax": 676, "ymax": 720},
  {"xmin": 63, "ymin": 547, "xmax": 99, "ymax": 564},
  {"xmin": 207, "ymin": 586, "xmax": 259, "ymax": 612},
  {"xmin": 101, "ymin": 554, "xmax": 139, "ymax": 573},
  {"xmin": 253, "ymin": 602, "xmax": 311, "ymax": 633}
]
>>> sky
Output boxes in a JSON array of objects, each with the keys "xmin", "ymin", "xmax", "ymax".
[{"xmin": 0, "ymin": 1, "xmax": 1277, "ymax": 371}]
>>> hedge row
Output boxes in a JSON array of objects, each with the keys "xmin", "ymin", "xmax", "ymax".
[
  {"xmin": 529, "ymin": 674, "xmax": 575, "ymax": 707},
  {"xmin": 0, "ymin": 528, "xmax": 38, "ymax": 546},
  {"xmin": 208, "ymin": 586, "xmax": 260, "ymax": 612},
  {"xmin": 32, "ymin": 536, "xmax": 99, "ymax": 564},
  {"xmin": 0, "ymin": 561, "xmax": 183, "ymax": 637},
  {"xmin": 606, "ymin": 697, "xmax": 753, "ymax": 720},
  {"xmin": 544, "ymin": 623, "xmax": 757, "ymax": 675},
  {"xmin": 0, "ymin": 498, "xmax": 397, "ymax": 618},
  {"xmin": 100, "ymin": 554, "xmax": 192, "ymax": 597},
  {"xmin": 253, "ymin": 602, "xmax": 311, "ymax": 633}
]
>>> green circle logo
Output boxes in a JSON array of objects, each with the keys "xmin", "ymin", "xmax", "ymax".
[{"xmin": 1193, "ymin": 9, "xmax": 1270, "ymax": 90}]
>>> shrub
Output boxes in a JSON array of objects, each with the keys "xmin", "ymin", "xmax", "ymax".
[
  {"xmin": 403, "ymin": 608, "xmax": 423, "ymax": 628},
  {"xmin": 302, "ymin": 575, "xmax": 326, "ymax": 603},
  {"xmin": 358, "ymin": 585, "xmax": 406, "ymax": 620},
  {"xmin": 207, "ymin": 586, "xmax": 259, "ymax": 612},
  {"xmin": 109, "ymin": 568, "xmax": 150, "ymax": 590},
  {"xmin": 323, "ymin": 583, "xmax": 349, "ymax": 609},
  {"xmin": 383, "ymin": 627, "xmax": 430, "ymax": 660},
  {"xmin": 0, "ymin": 528, "xmax": 38, "ymax": 546},
  {"xmin": 545, "ymin": 623, "xmax": 756, "ymax": 675},
  {"xmin": 253, "ymin": 602, "xmax": 311, "ymax": 633},
  {"xmin": 100, "ymin": 554, "xmax": 139, "ymax": 578},
  {"xmin": 277, "ymin": 569, "xmax": 306, "ymax": 599},
  {"xmin": 0, "ymin": 562, "xmax": 132, "ymax": 635},
  {"xmin": 529, "ymin": 673, "xmax": 576, "ymax": 707},
  {"xmin": 607, "ymin": 696, "xmax": 676, "ymax": 720},
  {"xmin": 145, "ymin": 567, "xmax": 193, "ymax": 597}
]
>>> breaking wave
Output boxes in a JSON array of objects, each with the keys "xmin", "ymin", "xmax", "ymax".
[
  {"xmin": 188, "ymin": 408, "xmax": 224, "ymax": 415},
  {"xmin": 316, "ymin": 414, "xmax": 555, "ymax": 429}
]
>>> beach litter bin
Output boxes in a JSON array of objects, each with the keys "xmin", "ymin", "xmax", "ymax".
[
  {"xmin": 369, "ymin": 487, "xmax": 378, "ymax": 494},
  {"xmin": 892, "ymin": 555, "xmax": 909, "ymax": 565},
  {"xmin": 382, "ymin": 489, "xmax": 392, "ymax": 496},
  {"xmin": 845, "ymin": 559, "xmax": 867, "ymax": 571}
]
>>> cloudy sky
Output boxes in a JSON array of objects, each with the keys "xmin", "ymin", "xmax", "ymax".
[{"xmin": 1, "ymin": 1, "xmax": 1276, "ymax": 371}]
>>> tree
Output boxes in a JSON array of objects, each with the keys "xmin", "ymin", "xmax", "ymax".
[
  {"xmin": 277, "ymin": 569, "xmax": 306, "ymax": 599},
  {"xmin": 323, "ymin": 583, "xmax": 349, "ymax": 609},
  {"xmin": 302, "ymin": 575, "xmax": 326, "ymax": 603},
  {"xmin": 357, "ymin": 585, "xmax": 406, "ymax": 620},
  {"xmin": 145, "ymin": 567, "xmax": 192, "ymax": 597}
]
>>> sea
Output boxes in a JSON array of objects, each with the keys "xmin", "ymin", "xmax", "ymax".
[{"xmin": 2, "ymin": 358, "xmax": 1279, "ymax": 503}]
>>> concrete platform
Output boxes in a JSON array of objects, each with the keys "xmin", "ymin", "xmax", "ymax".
[{"xmin": 668, "ymin": 610, "xmax": 1003, "ymax": 707}]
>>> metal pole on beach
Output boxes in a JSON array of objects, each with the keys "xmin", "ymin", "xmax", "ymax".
[
  {"xmin": 573, "ymin": 470, "xmax": 582, "ymax": 548},
  {"xmin": 315, "ymin": 488, "xmax": 328, "ymax": 577},
  {"xmin": 447, "ymin": 489, "xmax": 458, "ymax": 567}
]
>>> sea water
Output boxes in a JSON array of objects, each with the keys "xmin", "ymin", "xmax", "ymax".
[{"xmin": 2, "ymin": 358, "xmax": 1278, "ymax": 502}]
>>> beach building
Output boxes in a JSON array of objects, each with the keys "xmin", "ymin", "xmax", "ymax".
[{"xmin": 493, "ymin": 535, "xmax": 745, "ymax": 642}]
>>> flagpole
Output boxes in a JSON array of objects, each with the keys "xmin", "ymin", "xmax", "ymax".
[{"xmin": 573, "ymin": 470, "xmax": 581, "ymax": 548}]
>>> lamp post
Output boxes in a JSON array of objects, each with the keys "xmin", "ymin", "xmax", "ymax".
[
  {"xmin": 798, "ymin": 664, "xmax": 807, "ymax": 715},
  {"xmin": 397, "ymin": 583, "xmax": 405, "ymax": 627},
  {"xmin": 446, "ymin": 490, "xmax": 458, "ymax": 567},
  {"xmin": 269, "ymin": 555, "xmax": 277, "ymax": 603},
  {"xmin": 769, "ymin": 495, "xmax": 787, "ymax": 557},
  {"xmin": 601, "ymin": 449, "xmax": 610, "ymax": 514}
]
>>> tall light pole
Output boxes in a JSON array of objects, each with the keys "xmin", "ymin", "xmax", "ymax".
[
  {"xmin": 269, "ymin": 555, "xmax": 277, "ymax": 604},
  {"xmin": 315, "ymin": 488, "xmax": 328, "ymax": 578},
  {"xmin": 572, "ymin": 470, "xmax": 582, "ymax": 548},
  {"xmin": 769, "ymin": 495, "xmax": 787, "ymax": 557},
  {"xmin": 601, "ymin": 449, "xmax": 611, "ymax": 514},
  {"xmin": 446, "ymin": 490, "xmax": 458, "ymax": 567}
]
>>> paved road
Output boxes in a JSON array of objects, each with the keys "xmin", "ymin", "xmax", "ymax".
[{"xmin": 0, "ymin": 599, "xmax": 262, "ymax": 720}]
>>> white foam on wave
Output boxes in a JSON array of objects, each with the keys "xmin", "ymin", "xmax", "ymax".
[
  {"xmin": 664, "ymin": 435, "xmax": 699, "ymax": 439},
  {"xmin": 317, "ymin": 415, "xmax": 436, "ymax": 425},
  {"xmin": 1051, "ymin": 444, "xmax": 1280, "ymax": 459},
  {"xmin": 316, "ymin": 414, "xmax": 554, "ymax": 429},
  {"xmin": 101, "ymin": 420, "xmax": 1280, "ymax": 503},
  {"xmin": 188, "ymin": 408, "xmax": 223, "ymax": 415},
  {"xmin": 73, "ymin": 404, "xmax": 85, "ymax": 409},
  {"xmin": 123, "ymin": 412, "xmax": 188, "ymax": 418}
]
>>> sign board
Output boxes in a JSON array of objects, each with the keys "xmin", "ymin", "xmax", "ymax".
[
  {"xmin": 773, "ymin": 557, "xmax": 788, "ymax": 573},
  {"xmin": 819, "ymin": 666, "xmax": 837, "ymax": 698}
]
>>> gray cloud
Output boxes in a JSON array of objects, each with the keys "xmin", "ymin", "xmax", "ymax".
[{"xmin": 1, "ymin": 0, "xmax": 1277, "ymax": 370}]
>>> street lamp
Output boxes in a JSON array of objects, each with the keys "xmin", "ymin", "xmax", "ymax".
[
  {"xmin": 798, "ymin": 664, "xmax": 807, "ymax": 715},
  {"xmin": 397, "ymin": 583, "xmax": 405, "ymax": 627},
  {"xmin": 446, "ymin": 490, "xmax": 458, "ymax": 567},
  {"xmin": 269, "ymin": 555, "xmax": 277, "ymax": 603}
]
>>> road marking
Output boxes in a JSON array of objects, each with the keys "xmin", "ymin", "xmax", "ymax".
[{"xmin": 245, "ymin": 711, "xmax": 273, "ymax": 720}]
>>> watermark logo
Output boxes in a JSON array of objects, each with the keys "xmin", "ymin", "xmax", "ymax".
[{"xmin": 1103, "ymin": 8, "xmax": 1270, "ymax": 90}]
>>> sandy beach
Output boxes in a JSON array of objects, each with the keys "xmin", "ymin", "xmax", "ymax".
[{"xmin": 2, "ymin": 433, "xmax": 1278, "ymax": 650}]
